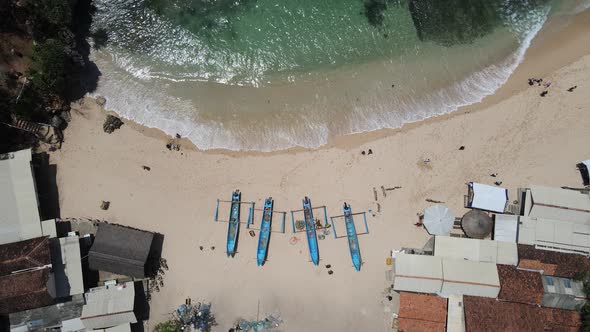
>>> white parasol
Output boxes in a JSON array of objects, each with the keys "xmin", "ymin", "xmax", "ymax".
[{"xmin": 423, "ymin": 204, "xmax": 455, "ymax": 236}]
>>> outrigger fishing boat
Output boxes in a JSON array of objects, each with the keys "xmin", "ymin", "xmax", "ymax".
[
  {"xmin": 226, "ymin": 190, "xmax": 241, "ymax": 257},
  {"xmin": 256, "ymin": 198, "xmax": 274, "ymax": 266},
  {"xmin": 303, "ymin": 197, "xmax": 320, "ymax": 265},
  {"xmin": 343, "ymin": 203, "xmax": 362, "ymax": 271},
  {"xmin": 330, "ymin": 203, "xmax": 369, "ymax": 271}
]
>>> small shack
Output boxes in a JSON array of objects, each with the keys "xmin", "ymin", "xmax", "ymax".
[
  {"xmin": 542, "ymin": 275, "xmax": 587, "ymax": 311},
  {"xmin": 465, "ymin": 182, "xmax": 508, "ymax": 213},
  {"xmin": 80, "ymin": 282, "xmax": 137, "ymax": 330},
  {"xmin": 493, "ymin": 214, "xmax": 518, "ymax": 243},
  {"xmin": 88, "ymin": 223, "xmax": 154, "ymax": 279}
]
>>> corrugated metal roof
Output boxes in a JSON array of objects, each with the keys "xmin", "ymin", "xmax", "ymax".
[
  {"xmin": 528, "ymin": 186, "xmax": 590, "ymax": 222},
  {"xmin": 59, "ymin": 237, "xmax": 84, "ymax": 296},
  {"xmin": 105, "ymin": 323, "xmax": 132, "ymax": 332},
  {"xmin": 393, "ymin": 253, "xmax": 443, "ymax": 294},
  {"xmin": 0, "ymin": 149, "xmax": 42, "ymax": 245},
  {"xmin": 80, "ymin": 282, "xmax": 136, "ymax": 329},
  {"xmin": 434, "ymin": 236, "xmax": 518, "ymax": 266},
  {"xmin": 442, "ymin": 259, "xmax": 500, "ymax": 288},
  {"xmin": 517, "ymin": 216, "xmax": 590, "ymax": 255},
  {"xmin": 493, "ymin": 214, "xmax": 518, "ymax": 243}
]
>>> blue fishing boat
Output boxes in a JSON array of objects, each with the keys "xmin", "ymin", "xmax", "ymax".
[
  {"xmin": 303, "ymin": 197, "xmax": 319, "ymax": 265},
  {"xmin": 226, "ymin": 190, "xmax": 241, "ymax": 256},
  {"xmin": 256, "ymin": 198, "xmax": 274, "ymax": 266},
  {"xmin": 344, "ymin": 203, "xmax": 362, "ymax": 271}
]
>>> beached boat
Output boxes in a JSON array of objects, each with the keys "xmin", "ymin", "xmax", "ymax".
[
  {"xmin": 344, "ymin": 203, "xmax": 362, "ymax": 271},
  {"xmin": 303, "ymin": 196, "xmax": 319, "ymax": 265},
  {"xmin": 227, "ymin": 190, "xmax": 241, "ymax": 256},
  {"xmin": 256, "ymin": 198, "xmax": 274, "ymax": 266}
]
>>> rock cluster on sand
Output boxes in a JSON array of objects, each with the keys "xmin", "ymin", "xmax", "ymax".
[{"xmin": 103, "ymin": 115, "xmax": 124, "ymax": 134}]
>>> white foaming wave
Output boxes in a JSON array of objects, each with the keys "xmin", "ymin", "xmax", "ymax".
[
  {"xmin": 92, "ymin": 5, "xmax": 549, "ymax": 152},
  {"xmin": 339, "ymin": 6, "xmax": 549, "ymax": 138}
]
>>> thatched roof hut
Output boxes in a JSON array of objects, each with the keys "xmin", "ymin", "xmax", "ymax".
[{"xmin": 461, "ymin": 210, "xmax": 493, "ymax": 239}]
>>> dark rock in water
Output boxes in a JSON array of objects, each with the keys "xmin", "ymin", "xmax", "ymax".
[
  {"xmin": 175, "ymin": 133, "xmax": 181, "ymax": 139},
  {"xmin": 100, "ymin": 201, "xmax": 110, "ymax": 210},
  {"xmin": 103, "ymin": 115, "xmax": 124, "ymax": 133},
  {"xmin": 364, "ymin": 0, "xmax": 387, "ymax": 27}
]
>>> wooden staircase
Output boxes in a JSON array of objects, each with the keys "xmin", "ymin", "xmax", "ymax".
[{"xmin": 2, "ymin": 114, "xmax": 63, "ymax": 145}]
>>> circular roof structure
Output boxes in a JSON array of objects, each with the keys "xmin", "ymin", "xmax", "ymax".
[{"xmin": 461, "ymin": 210, "xmax": 493, "ymax": 239}]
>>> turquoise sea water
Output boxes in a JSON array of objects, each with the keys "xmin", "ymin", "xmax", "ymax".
[{"xmin": 89, "ymin": 0, "xmax": 587, "ymax": 151}]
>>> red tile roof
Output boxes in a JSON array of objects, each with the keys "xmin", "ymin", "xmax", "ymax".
[
  {"xmin": 398, "ymin": 292, "xmax": 447, "ymax": 332},
  {"xmin": 0, "ymin": 237, "xmax": 53, "ymax": 314},
  {"xmin": 497, "ymin": 265, "xmax": 544, "ymax": 305},
  {"xmin": 463, "ymin": 296, "xmax": 582, "ymax": 332},
  {"xmin": 518, "ymin": 244, "xmax": 590, "ymax": 278}
]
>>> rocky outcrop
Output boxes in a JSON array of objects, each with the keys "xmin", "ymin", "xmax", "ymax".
[{"xmin": 103, "ymin": 115, "xmax": 123, "ymax": 134}]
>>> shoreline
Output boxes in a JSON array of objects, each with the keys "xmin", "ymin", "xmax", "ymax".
[
  {"xmin": 90, "ymin": 8, "xmax": 590, "ymax": 156},
  {"xmin": 54, "ymin": 51, "xmax": 590, "ymax": 330}
]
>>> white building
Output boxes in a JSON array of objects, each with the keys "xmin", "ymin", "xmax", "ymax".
[
  {"xmin": 523, "ymin": 186, "xmax": 590, "ymax": 223},
  {"xmin": 393, "ymin": 253, "xmax": 500, "ymax": 298},
  {"xmin": 393, "ymin": 253, "xmax": 443, "ymax": 294},
  {"xmin": 518, "ymin": 216, "xmax": 590, "ymax": 255},
  {"xmin": 434, "ymin": 236, "xmax": 518, "ymax": 266}
]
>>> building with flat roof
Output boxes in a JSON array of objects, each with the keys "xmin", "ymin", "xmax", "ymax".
[
  {"xmin": 0, "ymin": 149, "xmax": 43, "ymax": 245},
  {"xmin": 434, "ymin": 235, "xmax": 518, "ymax": 265},
  {"xmin": 52, "ymin": 236, "xmax": 84, "ymax": 297},
  {"xmin": 523, "ymin": 186, "xmax": 590, "ymax": 223},
  {"xmin": 80, "ymin": 281, "xmax": 137, "ymax": 330},
  {"xmin": 9, "ymin": 294, "xmax": 84, "ymax": 332},
  {"xmin": 542, "ymin": 275, "xmax": 587, "ymax": 311},
  {"xmin": 463, "ymin": 296, "xmax": 581, "ymax": 331},
  {"xmin": 393, "ymin": 253, "xmax": 500, "ymax": 298},
  {"xmin": 397, "ymin": 292, "xmax": 447, "ymax": 332},
  {"xmin": 393, "ymin": 253, "xmax": 443, "ymax": 294},
  {"xmin": 89, "ymin": 223, "xmax": 154, "ymax": 279},
  {"xmin": 0, "ymin": 237, "xmax": 55, "ymax": 314},
  {"xmin": 440, "ymin": 259, "xmax": 500, "ymax": 298},
  {"xmin": 518, "ymin": 216, "xmax": 590, "ymax": 255},
  {"xmin": 493, "ymin": 214, "xmax": 518, "ymax": 243}
]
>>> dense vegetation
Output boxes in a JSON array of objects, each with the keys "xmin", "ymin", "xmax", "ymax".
[{"xmin": 0, "ymin": 0, "xmax": 99, "ymax": 152}]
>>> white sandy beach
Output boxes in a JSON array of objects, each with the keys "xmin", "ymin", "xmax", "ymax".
[{"xmin": 50, "ymin": 10, "xmax": 590, "ymax": 332}]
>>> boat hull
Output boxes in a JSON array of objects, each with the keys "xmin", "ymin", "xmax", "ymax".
[
  {"xmin": 344, "ymin": 204, "xmax": 362, "ymax": 271},
  {"xmin": 303, "ymin": 197, "xmax": 319, "ymax": 265},
  {"xmin": 256, "ymin": 198, "xmax": 274, "ymax": 266},
  {"xmin": 227, "ymin": 191, "xmax": 241, "ymax": 256}
]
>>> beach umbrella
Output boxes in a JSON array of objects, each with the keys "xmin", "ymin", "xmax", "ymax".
[
  {"xmin": 423, "ymin": 205, "xmax": 455, "ymax": 236},
  {"xmin": 461, "ymin": 210, "xmax": 493, "ymax": 239}
]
